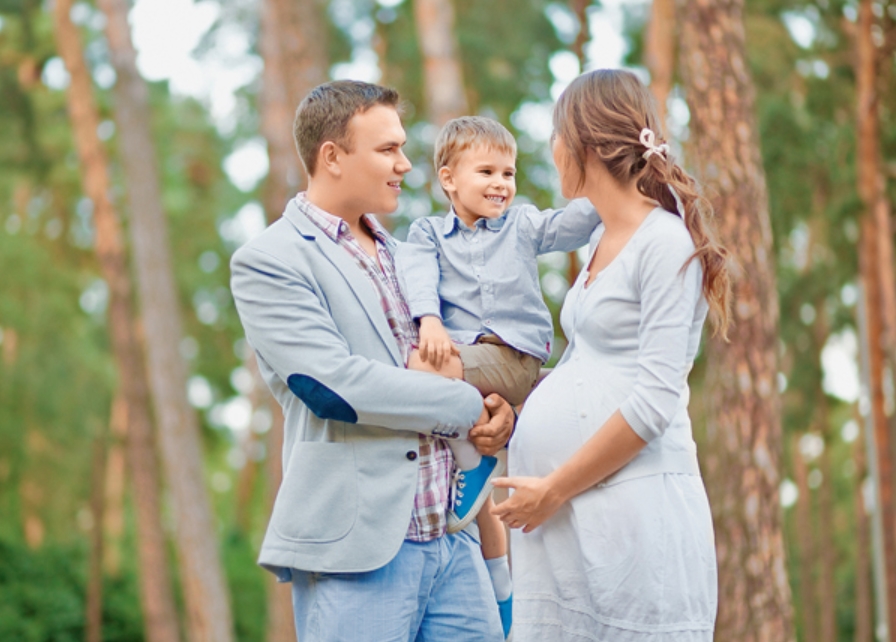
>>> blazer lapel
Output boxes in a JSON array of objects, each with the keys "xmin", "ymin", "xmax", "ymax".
[{"xmin": 283, "ymin": 200, "xmax": 404, "ymax": 366}]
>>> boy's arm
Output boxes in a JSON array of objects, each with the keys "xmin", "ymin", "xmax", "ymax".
[
  {"xmin": 521, "ymin": 197, "xmax": 601, "ymax": 254},
  {"xmin": 395, "ymin": 220, "xmax": 443, "ymax": 321},
  {"xmin": 231, "ymin": 244, "xmax": 482, "ymax": 438}
]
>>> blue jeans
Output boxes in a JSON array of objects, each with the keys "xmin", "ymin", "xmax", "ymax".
[{"xmin": 291, "ymin": 531, "xmax": 503, "ymax": 641}]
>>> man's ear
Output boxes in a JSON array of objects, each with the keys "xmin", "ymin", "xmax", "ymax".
[
  {"xmin": 317, "ymin": 141, "xmax": 343, "ymax": 178},
  {"xmin": 438, "ymin": 166, "xmax": 455, "ymax": 195}
]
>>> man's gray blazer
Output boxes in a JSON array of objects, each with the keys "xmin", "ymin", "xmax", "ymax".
[{"xmin": 230, "ymin": 197, "xmax": 483, "ymax": 579}]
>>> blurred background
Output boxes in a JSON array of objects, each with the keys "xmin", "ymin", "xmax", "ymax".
[{"xmin": 1, "ymin": 0, "xmax": 895, "ymax": 640}]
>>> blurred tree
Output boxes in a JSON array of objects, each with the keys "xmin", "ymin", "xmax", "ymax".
[
  {"xmin": 676, "ymin": 0, "xmax": 795, "ymax": 639},
  {"xmin": 96, "ymin": 0, "xmax": 234, "ymax": 639},
  {"xmin": 50, "ymin": 0, "xmax": 181, "ymax": 640},
  {"xmin": 413, "ymin": 0, "xmax": 468, "ymax": 125},
  {"xmin": 855, "ymin": 0, "xmax": 896, "ymax": 634},
  {"xmin": 644, "ymin": 0, "xmax": 675, "ymax": 125}
]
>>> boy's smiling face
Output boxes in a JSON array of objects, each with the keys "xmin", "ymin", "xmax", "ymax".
[{"xmin": 439, "ymin": 145, "xmax": 517, "ymax": 229}]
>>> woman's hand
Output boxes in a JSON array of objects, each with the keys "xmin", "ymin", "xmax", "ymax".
[
  {"xmin": 491, "ymin": 475, "xmax": 566, "ymax": 533},
  {"xmin": 418, "ymin": 316, "xmax": 459, "ymax": 369}
]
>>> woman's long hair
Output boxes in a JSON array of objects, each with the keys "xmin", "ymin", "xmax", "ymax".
[{"xmin": 553, "ymin": 69, "xmax": 731, "ymax": 338}]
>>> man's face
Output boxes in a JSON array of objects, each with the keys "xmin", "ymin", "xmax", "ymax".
[{"xmin": 337, "ymin": 105, "xmax": 411, "ymax": 216}]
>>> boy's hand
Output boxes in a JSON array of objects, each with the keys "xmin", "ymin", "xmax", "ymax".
[
  {"xmin": 418, "ymin": 316, "xmax": 459, "ymax": 369},
  {"xmin": 469, "ymin": 394, "xmax": 514, "ymax": 456}
]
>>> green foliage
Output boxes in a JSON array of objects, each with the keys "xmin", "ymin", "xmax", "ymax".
[{"xmin": 0, "ymin": 539, "xmax": 143, "ymax": 642}]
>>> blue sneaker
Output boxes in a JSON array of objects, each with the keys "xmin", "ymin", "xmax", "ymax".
[
  {"xmin": 447, "ymin": 455, "xmax": 505, "ymax": 533},
  {"xmin": 497, "ymin": 595, "xmax": 512, "ymax": 640}
]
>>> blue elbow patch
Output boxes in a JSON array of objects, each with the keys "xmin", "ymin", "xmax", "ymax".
[{"xmin": 286, "ymin": 374, "xmax": 358, "ymax": 423}]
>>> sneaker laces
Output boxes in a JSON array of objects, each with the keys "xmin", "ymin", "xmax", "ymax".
[{"xmin": 449, "ymin": 469, "xmax": 467, "ymax": 509}]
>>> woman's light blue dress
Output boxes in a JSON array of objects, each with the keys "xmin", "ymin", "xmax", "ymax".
[{"xmin": 509, "ymin": 208, "xmax": 718, "ymax": 641}]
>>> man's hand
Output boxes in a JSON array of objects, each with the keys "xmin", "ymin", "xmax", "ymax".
[
  {"xmin": 418, "ymin": 316, "xmax": 459, "ymax": 369},
  {"xmin": 468, "ymin": 394, "xmax": 514, "ymax": 456}
]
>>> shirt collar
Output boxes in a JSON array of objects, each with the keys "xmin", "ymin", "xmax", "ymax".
[{"xmin": 441, "ymin": 207, "xmax": 507, "ymax": 237}]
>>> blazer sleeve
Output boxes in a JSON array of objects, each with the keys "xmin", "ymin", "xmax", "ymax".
[
  {"xmin": 520, "ymin": 198, "xmax": 601, "ymax": 254},
  {"xmin": 395, "ymin": 220, "xmax": 442, "ymax": 320},
  {"xmin": 618, "ymin": 225, "xmax": 702, "ymax": 442},
  {"xmin": 230, "ymin": 244, "xmax": 483, "ymax": 439}
]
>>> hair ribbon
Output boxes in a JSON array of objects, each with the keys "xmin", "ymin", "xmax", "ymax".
[{"xmin": 640, "ymin": 128, "xmax": 669, "ymax": 160}]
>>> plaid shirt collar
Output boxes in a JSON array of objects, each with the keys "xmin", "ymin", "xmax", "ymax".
[{"xmin": 297, "ymin": 192, "xmax": 393, "ymax": 248}]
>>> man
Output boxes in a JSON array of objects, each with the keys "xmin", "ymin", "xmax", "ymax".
[{"xmin": 230, "ymin": 80, "xmax": 513, "ymax": 641}]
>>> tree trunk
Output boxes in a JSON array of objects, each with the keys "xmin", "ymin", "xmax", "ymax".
[
  {"xmin": 51, "ymin": 3, "xmax": 181, "ymax": 641},
  {"xmin": 103, "ymin": 395, "xmax": 127, "ymax": 577},
  {"xmin": 96, "ymin": 1, "xmax": 234, "ymax": 640},
  {"xmin": 676, "ymin": 1, "xmax": 794, "ymax": 639},
  {"xmin": 792, "ymin": 438, "xmax": 818, "ymax": 642},
  {"xmin": 853, "ymin": 419, "xmax": 874, "ymax": 642},
  {"xmin": 259, "ymin": 0, "xmax": 327, "ymax": 210},
  {"xmin": 265, "ymin": 403, "xmax": 293, "ymax": 642},
  {"xmin": 413, "ymin": 0, "xmax": 468, "ymax": 126},
  {"xmin": 856, "ymin": 0, "xmax": 896, "ymax": 636},
  {"xmin": 86, "ymin": 433, "xmax": 106, "ymax": 642},
  {"xmin": 644, "ymin": 0, "xmax": 676, "ymax": 125}
]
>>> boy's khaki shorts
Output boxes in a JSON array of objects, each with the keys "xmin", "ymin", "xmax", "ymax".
[{"xmin": 456, "ymin": 335, "xmax": 541, "ymax": 406}]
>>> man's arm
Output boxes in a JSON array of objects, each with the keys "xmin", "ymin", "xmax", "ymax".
[{"xmin": 231, "ymin": 244, "xmax": 483, "ymax": 438}]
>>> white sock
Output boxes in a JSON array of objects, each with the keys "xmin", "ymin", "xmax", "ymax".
[
  {"xmin": 485, "ymin": 555, "xmax": 512, "ymax": 602},
  {"xmin": 451, "ymin": 438, "xmax": 482, "ymax": 471}
]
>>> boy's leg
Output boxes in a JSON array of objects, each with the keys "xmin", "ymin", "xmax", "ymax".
[
  {"xmin": 454, "ymin": 340, "xmax": 541, "ymax": 407},
  {"xmin": 477, "ymin": 497, "xmax": 513, "ymax": 640}
]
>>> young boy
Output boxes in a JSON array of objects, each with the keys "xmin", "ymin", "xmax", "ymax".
[{"xmin": 397, "ymin": 116, "xmax": 599, "ymax": 639}]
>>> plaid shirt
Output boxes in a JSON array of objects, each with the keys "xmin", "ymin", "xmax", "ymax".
[{"xmin": 298, "ymin": 194, "xmax": 453, "ymax": 542}]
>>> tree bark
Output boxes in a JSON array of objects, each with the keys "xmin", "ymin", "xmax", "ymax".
[
  {"xmin": 856, "ymin": 0, "xmax": 896, "ymax": 636},
  {"xmin": 644, "ymin": 0, "xmax": 676, "ymax": 125},
  {"xmin": 676, "ymin": 1, "xmax": 794, "ymax": 639},
  {"xmin": 51, "ymin": 3, "xmax": 181, "ymax": 641},
  {"xmin": 413, "ymin": 0, "xmax": 468, "ymax": 126},
  {"xmin": 95, "ymin": 0, "xmax": 234, "ymax": 640}
]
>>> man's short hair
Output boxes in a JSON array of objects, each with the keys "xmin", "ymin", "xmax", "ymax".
[
  {"xmin": 294, "ymin": 80, "xmax": 401, "ymax": 177},
  {"xmin": 433, "ymin": 116, "xmax": 517, "ymax": 172}
]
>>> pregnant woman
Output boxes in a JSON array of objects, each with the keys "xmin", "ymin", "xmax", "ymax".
[{"xmin": 492, "ymin": 69, "xmax": 731, "ymax": 641}]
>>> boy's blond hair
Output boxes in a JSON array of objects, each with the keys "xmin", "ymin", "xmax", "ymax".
[{"xmin": 434, "ymin": 116, "xmax": 517, "ymax": 172}]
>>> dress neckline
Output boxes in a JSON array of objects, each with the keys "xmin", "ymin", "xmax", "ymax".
[{"xmin": 583, "ymin": 207, "xmax": 661, "ymax": 290}]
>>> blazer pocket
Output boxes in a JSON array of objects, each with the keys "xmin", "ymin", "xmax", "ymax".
[{"xmin": 272, "ymin": 442, "xmax": 358, "ymax": 543}]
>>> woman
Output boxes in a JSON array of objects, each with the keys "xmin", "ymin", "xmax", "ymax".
[{"xmin": 492, "ymin": 69, "xmax": 730, "ymax": 641}]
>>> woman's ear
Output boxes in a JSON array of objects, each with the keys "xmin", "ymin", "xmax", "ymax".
[{"xmin": 317, "ymin": 141, "xmax": 342, "ymax": 178}]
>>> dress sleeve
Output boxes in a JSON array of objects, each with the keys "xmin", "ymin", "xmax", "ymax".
[
  {"xmin": 519, "ymin": 198, "xmax": 601, "ymax": 254},
  {"xmin": 395, "ymin": 220, "xmax": 442, "ymax": 320},
  {"xmin": 618, "ymin": 224, "xmax": 703, "ymax": 442}
]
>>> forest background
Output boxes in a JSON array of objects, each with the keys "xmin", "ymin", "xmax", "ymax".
[{"xmin": 1, "ymin": 0, "xmax": 895, "ymax": 641}]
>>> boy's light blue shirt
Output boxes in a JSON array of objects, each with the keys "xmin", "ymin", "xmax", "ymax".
[{"xmin": 396, "ymin": 198, "xmax": 599, "ymax": 363}]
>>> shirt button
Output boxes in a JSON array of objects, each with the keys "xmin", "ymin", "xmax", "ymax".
[
  {"xmin": 472, "ymin": 237, "xmax": 479, "ymax": 243},
  {"xmin": 485, "ymin": 319, "xmax": 492, "ymax": 326},
  {"xmin": 483, "ymin": 284, "xmax": 490, "ymax": 291},
  {"xmin": 576, "ymin": 379, "xmax": 583, "ymax": 386},
  {"xmin": 406, "ymin": 451, "xmax": 418, "ymax": 461},
  {"xmin": 580, "ymin": 411, "xmax": 587, "ymax": 418}
]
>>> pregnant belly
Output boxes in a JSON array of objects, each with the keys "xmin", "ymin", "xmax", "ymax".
[{"xmin": 510, "ymin": 364, "xmax": 588, "ymax": 478}]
